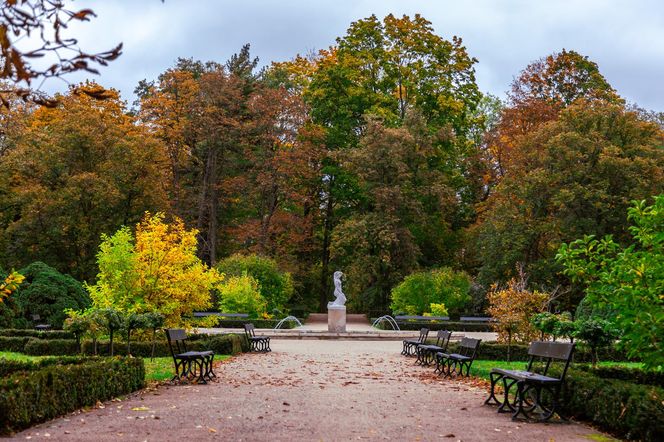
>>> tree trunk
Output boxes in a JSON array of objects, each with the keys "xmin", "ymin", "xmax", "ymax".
[
  {"xmin": 319, "ymin": 180, "xmax": 334, "ymax": 312},
  {"xmin": 151, "ymin": 328, "xmax": 156, "ymax": 361},
  {"xmin": 507, "ymin": 331, "xmax": 512, "ymax": 362},
  {"xmin": 109, "ymin": 329, "xmax": 114, "ymax": 357}
]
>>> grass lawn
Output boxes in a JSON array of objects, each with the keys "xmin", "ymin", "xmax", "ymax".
[
  {"xmin": 470, "ymin": 359, "xmax": 643, "ymax": 381},
  {"xmin": 0, "ymin": 351, "xmax": 230, "ymax": 382}
]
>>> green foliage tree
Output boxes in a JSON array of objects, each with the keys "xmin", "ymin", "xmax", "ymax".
[
  {"xmin": 97, "ymin": 308, "xmax": 122, "ymax": 356},
  {"xmin": 143, "ymin": 312, "xmax": 165, "ymax": 360},
  {"xmin": 557, "ymin": 196, "xmax": 664, "ymax": 370},
  {"xmin": 63, "ymin": 309, "xmax": 90, "ymax": 353},
  {"xmin": 12, "ymin": 261, "xmax": 90, "ymax": 328},
  {"xmin": 390, "ymin": 268, "xmax": 471, "ymax": 317},
  {"xmin": 217, "ymin": 273, "xmax": 267, "ymax": 319},
  {"xmin": 573, "ymin": 318, "xmax": 620, "ymax": 367},
  {"xmin": 216, "ymin": 254, "xmax": 294, "ymax": 314},
  {"xmin": 123, "ymin": 312, "xmax": 149, "ymax": 356}
]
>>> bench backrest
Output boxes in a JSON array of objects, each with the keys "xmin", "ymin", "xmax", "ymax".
[
  {"xmin": 164, "ymin": 328, "xmax": 189, "ymax": 358},
  {"xmin": 434, "ymin": 330, "xmax": 452, "ymax": 350},
  {"xmin": 417, "ymin": 328, "xmax": 429, "ymax": 343},
  {"xmin": 526, "ymin": 341, "xmax": 575, "ymax": 379},
  {"xmin": 244, "ymin": 323, "xmax": 256, "ymax": 339},
  {"xmin": 457, "ymin": 337, "xmax": 481, "ymax": 358}
]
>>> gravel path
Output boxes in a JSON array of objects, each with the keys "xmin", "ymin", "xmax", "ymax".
[{"xmin": 11, "ymin": 340, "xmax": 607, "ymax": 441}]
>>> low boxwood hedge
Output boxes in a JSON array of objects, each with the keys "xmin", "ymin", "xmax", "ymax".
[
  {"xmin": 0, "ymin": 356, "xmax": 145, "ymax": 435},
  {"xmin": 215, "ymin": 318, "xmax": 300, "ymax": 329},
  {"xmin": 435, "ymin": 341, "xmax": 634, "ymax": 363},
  {"xmin": 23, "ymin": 338, "xmax": 79, "ymax": 356},
  {"xmin": 0, "ymin": 329, "xmax": 74, "ymax": 339},
  {"xmin": 0, "ymin": 336, "xmax": 29, "ymax": 352},
  {"xmin": 1, "ymin": 332, "xmax": 247, "ymax": 357},
  {"xmin": 376, "ymin": 320, "xmax": 492, "ymax": 333},
  {"xmin": 0, "ymin": 356, "xmax": 90, "ymax": 378},
  {"xmin": 575, "ymin": 364, "xmax": 664, "ymax": 387},
  {"xmin": 559, "ymin": 368, "xmax": 664, "ymax": 441},
  {"xmin": 82, "ymin": 333, "xmax": 247, "ymax": 357}
]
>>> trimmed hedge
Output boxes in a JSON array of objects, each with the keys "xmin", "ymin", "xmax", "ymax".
[
  {"xmin": 376, "ymin": 320, "xmax": 492, "ymax": 332},
  {"xmin": 0, "ymin": 336, "xmax": 29, "ymax": 352},
  {"xmin": 1, "ymin": 332, "xmax": 247, "ymax": 357},
  {"xmin": 82, "ymin": 333, "xmax": 247, "ymax": 357},
  {"xmin": 428, "ymin": 341, "xmax": 634, "ymax": 363},
  {"xmin": 0, "ymin": 356, "xmax": 90, "ymax": 378},
  {"xmin": 0, "ymin": 329, "xmax": 74, "ymax": 339},
  {"xmin": 216, "ymin": 318, "xmax": 300, "ymax": 329},
  {"xmin": 0, "ymin": 356, "xmax": 144, "ymax": 435},
  {"xmin": 575, "ymin": 364, "xmax": 664, "ymax": 387},
  {"xmin": 23, "ymin": 338, "xmax": 79, "ymax": 356},
  {"xmin": 559, "ymin": 368, "xmax": 664, "ymax": 441}
]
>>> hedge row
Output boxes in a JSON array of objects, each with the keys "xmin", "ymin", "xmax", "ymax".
[
  {"xmin": 0, "ymin": 333, "xmax": 248, "ymax": 357},
  {"xmin": 559, "ymin": 368, "xmax": 664, "ymax": 441},
  {"xmin": 0, "ymin": 356, "xmax": 90, "ymax": 378},
  {"xmin": 0, "ymin": 329, "xmax": 74, "ymax": 339},
  {"xmin": 0, "ymin": 357, "xmax": 145, "ymax": 435},
  {"xmin": 376, "ymin": 320, "xmax": 492, "ymax": 332},
  {"xmin": 432, "ymin": 341, "xmax": 635, "ymax": 363},
  {"xmin": 215, "ymin": 318, "xmax": 300, "ymax": 329},
  {"xmin": 575, "ymin": 364, "xmax": 664, "ymax": 387}
]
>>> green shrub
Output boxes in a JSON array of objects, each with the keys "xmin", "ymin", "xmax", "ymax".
[
  {"xmin": 13, "ymin": 262, "xmax": 91, "ymax": 329},
  {"xmin": 559, "ymin": 368, "xmax": 664, "ymax": 441},
  {"xmin": 23, "ymin": 338, "xmax": 79, "ymax": 356},
  {"xmin": 0, "ymin": 356, "xmax": 90, "ymax": 378},
  {"xmin": 216, "ymin": 254, "xmax": 294, "ymax": 314},
  {"xmin": 0, "ymin": 329, "xmax": 75, "ymax": 339},
  {"xmin": 218, "ymin": 273, "xmax": 268, "ymax": 318},
  {"xmin": 575, "ymin": 365, "xmax": 664, "ymax": 387},
  {"xmin": 0, "ymin": 356, "xmax": 144, "ymax": 435},
  {"xmin": 0, "ymin": 336, "xmax": 29, "ymax": 352},
  {"xmin": 390, "ymin": 268, "xmax": 471, "ymax": 317},
  {"xmin": 206, "ymin": 334, "xmax": 245, "ymax": 355}
]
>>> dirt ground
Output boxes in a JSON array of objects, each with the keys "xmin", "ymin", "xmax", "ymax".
[{"xmin": 10, "ymin": 340, "xmax": 609, "ymax": 441}]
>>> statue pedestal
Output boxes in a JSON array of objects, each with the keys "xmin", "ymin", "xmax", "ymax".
[{"xmin": 327, "ymin": 305, "xmax": 346, "ymax": 333}]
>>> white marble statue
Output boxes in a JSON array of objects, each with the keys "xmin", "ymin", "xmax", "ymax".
[{"xmin": 328, "ymin": 271, "xmax": 346, "ymax": 307}]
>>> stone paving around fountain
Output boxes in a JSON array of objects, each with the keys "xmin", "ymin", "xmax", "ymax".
[{"xmin": 12, "ymin": 340, "xmax": 608, "ymax": 441}]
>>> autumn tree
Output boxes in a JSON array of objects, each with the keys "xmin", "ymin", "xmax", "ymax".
[
  {"xmin": 487, "ymin": 269, "xmax": 548, "ymax": 361},
  {"xmin": 470, "ymin": 100, "xmax": 664, "ymax": 294},
  {"xmin": 0, "ymin": 0, "xmax": 122, "ymax": 106},
  {"xmin": 88, "ymin": 212, "xmax": 221, "ymax": 327},
  {"xmin": 0, "ymin": 83, "xmax": 169, "ymax": 280}
]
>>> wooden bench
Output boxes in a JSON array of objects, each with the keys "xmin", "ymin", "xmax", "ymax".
[
  {"xmin": 401, "ymin": 327, "xmax": 429, "ymax": 356},
  {"xmin": 31, "ymin": 314, "xmax": 51, "ymax": 331},
  {"xmin": 165, "ymin": 329, "xmax": 215, "ymax": 384},
  {"xmin": 435, "ymin": 337, "xmax": 481, "ymax": 377},
  {"xmin": 415, "ymin": 330, "xmax": 452, "ymax": 366},
  {"xmin": 244, "ymin": 323, "xmax": 271, "ymax": 352},
  {"xmin": 484, "ymin": 341, "xmax": 574, "ymax": 422}
]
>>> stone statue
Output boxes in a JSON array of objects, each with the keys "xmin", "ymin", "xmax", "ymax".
[{"xmin": 328, "ymin": 271, "xmax": 346, "ymax": 307}]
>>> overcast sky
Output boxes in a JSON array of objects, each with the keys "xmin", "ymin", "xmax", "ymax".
[{"xmin": 42, "ymin": 0, "xmax": 664, "ymax": 111}]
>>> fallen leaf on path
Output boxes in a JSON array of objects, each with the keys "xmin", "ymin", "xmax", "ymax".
[{"xmin": 131, "ymin": 407, "xmax": 150, "ymax": 411}]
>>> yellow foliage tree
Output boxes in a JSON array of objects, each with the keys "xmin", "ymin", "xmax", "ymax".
[
  {"xmin": 0, "ymin": 270, "xmax": 25, "ymax": 303},
  {"xmin": 487, "ymin": 269, "xmax": 548, "ymax": 360},
  {"xmin": 88, "ymin": 213, "xmax": 222, "ymax": 327}
]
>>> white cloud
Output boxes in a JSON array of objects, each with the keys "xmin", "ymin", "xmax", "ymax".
[{"xmin": 38, "ymin": 0, "xmax": 664, "ymax": 111}]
